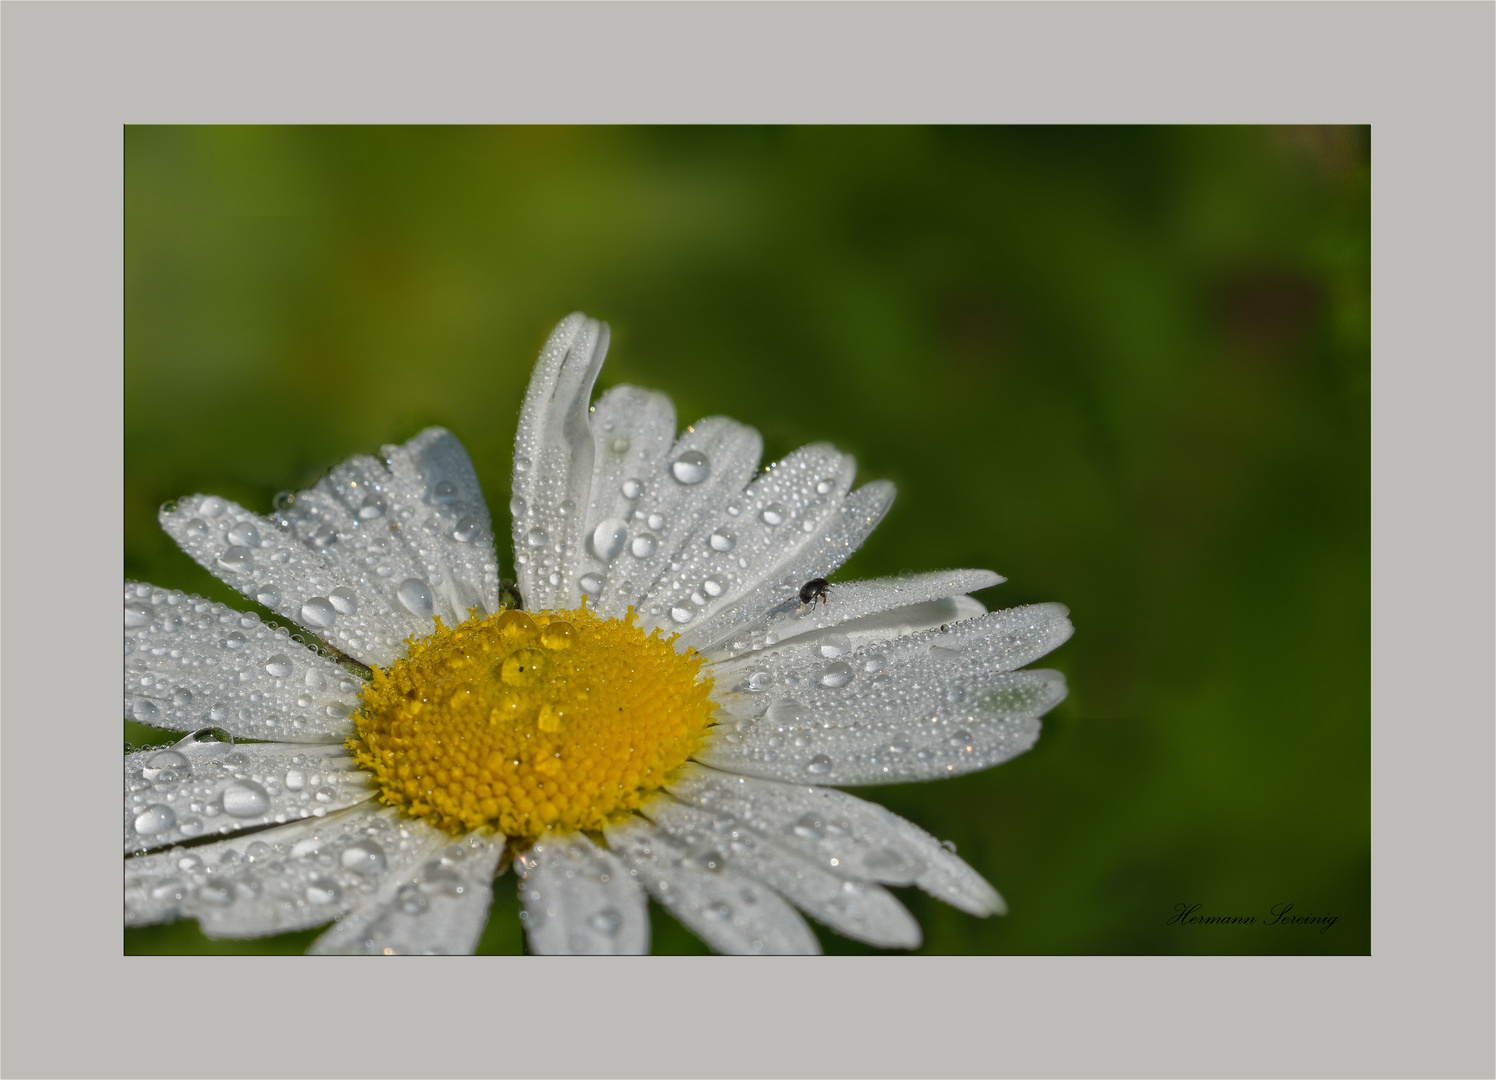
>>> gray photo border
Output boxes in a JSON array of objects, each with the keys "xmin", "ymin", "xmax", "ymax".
[{"xmin": 3, "ymin": 2, "xmax": 1491, "ymax": 1077}]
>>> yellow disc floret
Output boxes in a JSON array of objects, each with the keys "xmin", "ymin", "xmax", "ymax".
[{"xmin": 347, "ymin": 606, "xmax": 716, "ymax": 840}]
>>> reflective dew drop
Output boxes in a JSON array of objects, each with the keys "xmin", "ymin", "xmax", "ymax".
[
  {"xmin": 621, "ymin": 478, "xmax": 643, "ymax": 500},
  {"xmin": 630, "ymin": 533, "xmax": 657, "ymax": 559},
  {"xmin": 526, "ymin": 527, "xmax": 548, "ymax": 549},
  {"xmin": 703, "ymin": 576, "xmax": 724, "ymax": 597},
  {"xmin": 819, "ymin": 662, "xmax": 853, "ymax": 688},
  {"xmin": 671, "ymin": 450, "xmax": 710, "ymax": 485},
  {"xmin": 591, "ymin": 518, "xmax": 628, "ymax": 562},
  {"xmin": 818, "ymin": 633, "xmax": 852, "ymax": 658},
  {"xmin": 670, "ymin": 606, "xmax": 694, "ymax": 625},
  {"xmin": 806, "ymin": 754, "xmax": 833, "ymax": 775},
  {"xmin": 217, "ymin": 546, "xmax": 253, "ymax": 572},
  {"xmin": 761, "ymin": 503, "xmax": 786, "ymax": 527},
  {"xmin": 328, "ymin": 587, "xmax": 359, "ymax": 615},
  {"xmin": 124, "ymin": 604, "xmax": 153, "ymax": 629},
  {"xmin": 306, "ymin": 876, "xmax": 343, "ymax": 905},
  {"xmin": 265, "ymin": 655, "xmax": 294, "ymax": 678},
  {"xmin": 646, "ymin": 513, "xmax": 665, "ymax": 532},
  {"xmin": 134, "ymin": 804, "xmax": 177, "ymax": 836},
  {"xmin": 184, "ymin": 518, "xmax": 210, "ymax": 541},
  {"xmin": 579, "ymin": 572, "xmax": 604, "ymax": 598},
  {"xmin": 709, "ymin": 528, "xmax": 736, "ymax": 552},
  {"xmin": 452, "ymin": 515, "xmax": 480, "ymax": 543},
  {"xmin": 133, "ymin": 698, "xmax": 159, "ymax": 722},
  {"xmin": 256, "ymin": 588, "xmax": 281, "ymax": 608},
  {"xmin": 283, "ymin": 768, "xmax": 307, "ymax": 791},
  {"xmin": 198, "ymin": 496, "xmax": 227, "ymax": 519},
  {"xmin": 340, "ymin": 839, "xmax": 388, "ymax": 876},
  {"xmin": 397, "ymin": 578, "xmax": 436, "ymax": 618},
  {"xmin": 301, "ymin": 597, "xmax": 337, "ymax": 628},
  {"xmin": 226, "ymin": 521, "xmax": 261, "ymax": 548},
  {"xmin": 358, "ymin": 494, "xmax": 389, "ymax": 520},
  {"xmin": 222, "ymin": 780, "xmax": 271, "ymax": 818},
  {"xmin": 142, "ymin": 750, "xmax": 189, "ymax": 780}
]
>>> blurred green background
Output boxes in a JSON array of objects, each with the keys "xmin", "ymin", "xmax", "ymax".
[{"xmin": 124, "ymin": 126, "xmax": 1369, "ymax": 955}]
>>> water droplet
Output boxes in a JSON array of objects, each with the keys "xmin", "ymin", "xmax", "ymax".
[
  {"xmin": 306, "ymin": 876, "xmax": 343, "ymax": 904},
  {"xmin": 540, "ymin": 621, "xmax": 575, "ymax": 650},
  {"xmin": 621, "ymin": 478, "xmax": 643, "ymax": 500},
  {"xmin": 671, "ymin": 450, "xmax": 710, "ymax": 485},
  {"xmin": 341, "ymin": 840, "xmax": 388, "ymax": 876},
  {"xmin": 199, "ymin": 496, "xmax": 227, "ymax": 518},
  {"xmin": 311, "ymin": 523, "xmax": 339, "ymax": 548},
  {"xmin": 589, "ymin": 908, "xmax": 622, "ymax": 935},
  {"xmin": 948, "ymin": 729, "xmax": 975, "ymax": 751},
  {"xmin": 579, "ymin": 572, "xmax": 604, "ymax": 598},
  {"xmin": 526, "ymin": 527, "xmax": 548, "ymax": 549},
  {"xmin": 184, "ymin": 518, "xmax": 210, "ymax": 541},
  {"xmin": 314, "ymin": 787, "xmax": 337, "ymax": 803},
  {"xmin": 818, "ymin": 662, "xmax": 853, "ymax": 688},
  {"xmin": 132, "ymin": 698, "xmax": 159, "ymax": 722},
  {"xmin": 509, "ymin": 496, "xmax": 526, "ymax": 517},
  {"xmin": 630, "ymin": 533, "xmax": 657, "ymax": 559},
  {"xmin": 396, "ymin": 882, "xmax": 429, "ymax": 915},
  {"xmin": 224, "ymin": 631, "xmax": 246, "ymax": 649},
  {"xmin": 670, "ymin": 606, "xmax": 694, "ymax": 624},
  {"xmin": 301, "ymin": 597, "xmax": 337, "ymax": 627},
  {"xmin": 142, "ymin": 750, "xmax": 189, "ymax": 780},
  {"xmin": 646, "ymin": 513, "xmax": 665, "ymax": 531},
  {"xmin": 946, "ymin": 685, "xmax": 967, "ymax": 704},
  {"xmin": 761, "ymin": 503, "xmax": 786, "ymax": 526},
  {"xmin": 818, "ymin": 633, "xmax": 852, "ymax": 658},
  {"xmin": 500, "ymin": 648, "xmax": 547, "ymax": 687},
  {"xmin": 591, "ymin": 519, "xmax": 628, "ymax": 562},
  {"xmin": 701, "ymin": 576, "xmax": 725, "ymax": 598},
  {"xmin": 397, "ymin": 578, "xmax": 435, "ymax": 618},
  {"xmin": 256, "ymin": 588, "xmax": 281, "ymax": 608},
  {"xmin": 452, "ymin": 515, "xmax": 480, "ymax": 542},
  {"xmin": 264, "ymin": 655, "xmax": 293, "ymax": 678},
  {"xmin": 514, "ymin": 455, "xmax": 532, "ymax": 475},
  {"xmin": 357, "ymin": 493, "xmax": 388, "ymax": 520},
  {"xmin": 888, "ymin": 737, "xmax": 911, "ymax": 753},
  {"xmin": 134, "ymin": 804, "xmax": 177, "ymax": 836},
  {"xmin": 765, "ymin": 699, "xmax": 805, "ymax": 725},
  {"xmin": 172, "ymin": 687, "xmax": 192, "ymax": 706},
  {"xmin": 197, "ymin": 877, "xmax": 235, "ymax": 906},
  {"xmin": 326, "ymin": 701, "xmax": 353, "ymax": 719},
  {"xmin": 704, "ymin": 901, "xmax": 732, "ymax": 920},
  {"xmin": 863, "ymin": 654, "xmax": 887, "ymax": 674},
  {"xmin": 226, "ymin": 521, "xmax": 261, "ymax": 548},
  {"xmin": 748, "ymin": 670, "xmax": 773, "ymax": 691},
  {"xmin": 816, "ymin": 479, "xmax": 834, "ymax": 495},
  {"xmin": 124, "ymin": 603, "xmax": 153, "ymax": 628},
  {"xmin": 806, "ymin": 754, "xmax": 833, "ymax": 775},
  {"xmin": 283, "ymin": 768, "xmax": 306, "ymax": 791},
  {"xmin": 792, "ymin": 813, "xmax": 825, "ymax": 840},
  {"xmin": 422, "ymin": 865, "xmax": 465, "ymax": 896},
  {"xmin": 222, "ymin": 780, "xmax": 271, "ymax": 818},
  {"xmin": 328, "ymin": 587, "xmax": 358, "ymax": 615},
  {"xmin": 709, "ymin": 528, "xmax": 736, "ymax": 552},
  {"xmin": 432, "ymin": 480, "xmax": 458, "ymax": 504},
  {"xmin": 217, "ymin": 546, "xmax": 252, "ymax": 572}
]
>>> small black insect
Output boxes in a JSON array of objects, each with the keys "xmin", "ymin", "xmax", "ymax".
[{"xmin": 799, "ymin": 577, "xmax": 831, "ymax": 607}]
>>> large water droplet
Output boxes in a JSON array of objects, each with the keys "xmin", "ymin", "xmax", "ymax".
[
  {"xmin": 311, "ymin": 523, "xmax": 339, "ymax": 548},
  {"xmin": 328, "ymin": 587, "xmax": 358, "ymax": 615},
  {"xmin": 509, "ymin": 496, "xmax": 526, "ymax": 517},
  {"xmin": 397, "ymin": 578, "xmax": 435, "ymax": 618},
  {"xmin": 452, "ymin": 515, "xmax": 480, "ymax": 542},
  {"xmin": 341, "ymin": 839, "xmax": 388, "ymax": 876},
  {"xmin": 670, "ymin": 606, "xmax": 694, "ymax": 624},
  {"xmin": 134, "ymin": 804, "xmax": 177, "ymax": 836},
  {"xmin": 646, "ymin": 513, "xmax": 665, "ymax": 532},
  {"xmin": 301, "ymin": 597, "xmax": 337, "ymax": 627},
  {"xmin": 397, "ymin": 882, "xmax": 429, "ymax": 915},
  {"xmin": 630, "ymin": 533, "xmax": 657, "ymax": 559},
  {"xmin": 256, "ymin": 588, "xmax": 281, "ymax": 608},
  {"xmin": 702, "ymin": 576, "xmax": 724, "ymax": 598},
  {"xmin": 124, "ymin": 604, "xmax": 153, "ymax": 628},
  {"xmin": 358, "ymin": 493, "xmax": 388, "ymax": 520},
  {"xmin": 818, "ymin": 633, "xmax": 852, "ymax": 658},
  {"xmin": 222, "ymin": 780, "xmax": 271, "ymax": 818},
  {"xmin": 132, "ymin": 698, "xmax": 159, "ymax": 722},
  {"xmin": 765, "ymin": 699, "xmax": 805, "ymax": 725},
  {"xmin": 283, "ymin": 768, "xmax": 307, "ymax": 791},
  {"xmin": 172, "ymin": 687, "xmax": 193, "ymax": 706},
  {"xmin": 709, "ymin": 529, "xmax": 736, "ymax": 552},
  {"xmin": 816, "ymin": 479, "xmax": 834, "ymax": 495},
  {"xmin": 198, "ymin": 877, "xmax": 235, "ymax": 906},
  {"xmin": 621, "ymin": 478, "xmax": 643, "ymax": 500},
  {"xmin": 579, "ymin": 572, "xmax": 604, "ymax": 599},
  {"xmin": 265, "ymin": 655, "xmax": 293, "ymax": 678},
  {"xmin": 761, "ymin": 503, "xmax": 786, "ymax": 527},
  {"xmin": 591, "ymin": 519, "xmax": 628, "ymax": 562},
  {"xmin": 792, "ymin": 812, "xmax": 825, "ymax": 840},
  {"xmin": 306, "ymin": 876, "xmax": 343, "ymax": 905},
  {"xmin": 184, "ymin": 518, "xmax": 210, "ymax": 541},
  {"xmin": 432, "ymin": 480, "xmax": 458, "ymax": 504},
  {"xmin": 217, "ymin": 546, "xmax": 253, "ymax": 572},
  {"xmin": 806, "ymin": 754, "xmax": 833, "ymax": 775},
  {"xmin": 945, "ymin": 684, "xmax": 967, "ymax": 704},
  {"xmin": 224, "ymin": 631, "xmax": 246, "ymax": 649},
  {"xmin": 671, "ymin": 450, "xmax": 710, "ymax": 485},
  {"xmin": 819, "ymin": 662, "xmax": 853, "ymax": 688},
  {"xmin": 526, "ymin": 527, "xmax": 548, "ymax": 549},
  {"xmin": 142, "ymin": 750, "xmax": 189, "ymax": 781},
  {"xmin": 199, "ymin": 496, "xmax": 227, "ymax": 519},
  {"xmin": 747, "ymin": 670, "xmax": 773, "ymax": 691},
  {"xmin": 226, "ymin": 521, "xmax": 261, "ymax": 548}
]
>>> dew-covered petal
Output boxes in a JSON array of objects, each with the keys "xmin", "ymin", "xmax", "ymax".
[
  {"xmin": 123, "ymin": 583, "xmax": 363, "ymax": 743},
  {"xmin": 310, "ymin": 828, "xmax": 504, "ymax": 955},
  {"xmin": 698, "ymin": 666, "xmax": 1064, "ymax": 786},
  {"xmin": 605, "ymin": 817, "xmax": 820, "ymax": 955},
  {"xmin": 709, "ymin": 569, "xmax": 1002, "ymax": 661},
  {"xmin": 510, "ymin": 313, "xmax": 610, "ymax": 612},
  {"xmin": 124, "ymin": 806, "xmax": 441, "ymax": 936},
  {"xmin": 513, "ymin": 831, "xmax": 650, "ymax": 955},
  {"xmin": 667, "ymin": 764, "xmax": 1003, "ymax": 916},
  {"xmin": 124, "ymin": 738, "xmax": 374, "ymax": 854},
  {"xmin": 679, "ymin": 479, "xmax": 897, "ymax": 653},
  {"xmin": 586, "ymin": 415, "xmax": 764, "ymax": 620},
  {"xmin": 643, "ymin": 797, "xmax": 921, "ymax": 949}
]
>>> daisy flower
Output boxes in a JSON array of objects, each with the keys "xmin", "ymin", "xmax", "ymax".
[{"xmin": 124, "ymin": 313, "xmax": 1073, "ymax": 955}]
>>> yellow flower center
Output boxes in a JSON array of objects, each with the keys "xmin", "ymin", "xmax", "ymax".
[{"xmin": 347, "ymin": 606, "xmax": 716, "ymax": 841}]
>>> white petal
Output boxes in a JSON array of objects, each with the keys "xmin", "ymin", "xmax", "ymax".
[
  {"xmin": 643, "ymin": 797, "xmax": 921, "ymax": 949},
  {"xmin": 124, "ymin": 738, "xmax": 374, "ymax": 854},
  {"xmin": 159, "ymin": 428, "xmax": 499, "ymax": 669},
  {"xmin": 698, "ymin": 667, "xmax": 1064, "ymax": 786},
  {"xmin": 510, "ymin": 313, "xmax": 610, "ymax": 612},
  {"xmin": 668, "ymin": 765, "xmax": 1003, "ymax": 916},
  {"xmin": 585, "ymin": 415, "xmax": 764, "ymax": 620},
  {"xmin": 679, "ymin": 479, "xmax": 897, "ymax": 652},
  {"xmin": 123, "ymin": 583, "xmax": 362, "ymax": 743},
  {"xmin": 605, "ymin": 816, "xmax": 820, "ymax": 955},
  {"xmin": 310, "ymin": 827, "xmax": 504, "ymax": 955},
  {"xmin": 513, "ymin": 831, "xmax": 650, "ymax": 954},
  {"xmin": 125, "ymin": 805, "xmax": 441, "ymax": 937},
  {"xmin": 709, "ymin": 569, "xmax": 1003, "ymax": 661}
]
